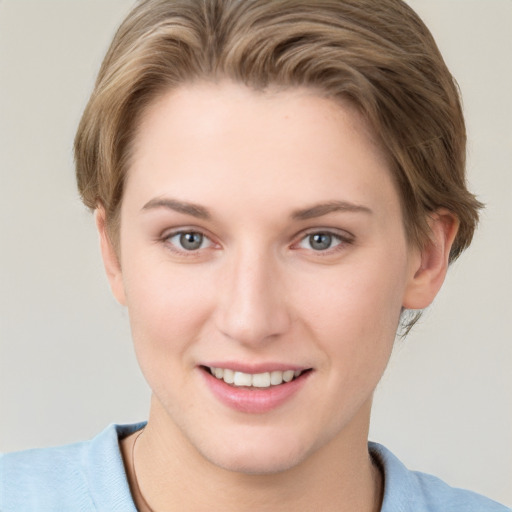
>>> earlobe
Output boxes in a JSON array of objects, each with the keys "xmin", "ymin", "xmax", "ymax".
[
  {"xmin": 402, "ymin": 209, "xmax": 460, "ymax": 310},
  {"xmin": 95, "ymin": 207, "xmax": 126, "ymax": 306}
]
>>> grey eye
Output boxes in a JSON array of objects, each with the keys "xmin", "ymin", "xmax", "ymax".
[
  {"xmin": 308, "ymin": 232, "xmax": 333, "ymax": 250},
  {"xmin": 165, "ymin": 230, "xmax": 215, "ymax": 254},
  {"xmin": 178, "ymin": 232, "xmax": 204, "ymax": 250}
]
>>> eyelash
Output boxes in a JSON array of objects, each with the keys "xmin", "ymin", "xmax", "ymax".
[
  {"xmin": 160, "ymin": 228, "xmax": 354, "ymax": 256},
  {"xmin": 162, "ymin": 229, "xmax": 216, "ymax": 255},
  {"xmin": 293, "ymin": 230, "xmax": 353, "ymax": 254}
]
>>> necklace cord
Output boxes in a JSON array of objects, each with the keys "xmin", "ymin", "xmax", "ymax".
[
  {"xmin": 131, "ymin": 427, "xmax": 382, "ymax": 511},
  {"xmin": 131, "ymin": 428, "xmax": 156, "ymax": 512}
]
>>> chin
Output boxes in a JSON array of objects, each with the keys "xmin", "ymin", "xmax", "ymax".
[
  {"xmin": 206, "ymin": 446, "xmax": 306, "ymax": 475},
  {"xmin": 193, "ymin": 428, "xmax": 317, "ymax": 476}
]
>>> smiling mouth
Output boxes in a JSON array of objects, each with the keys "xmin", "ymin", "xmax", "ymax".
[{"xmin": 202, "ymin": 366, "xmax": 312, "ymax": 388}]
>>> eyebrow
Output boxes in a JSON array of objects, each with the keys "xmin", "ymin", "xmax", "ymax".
[
  {"xmin": 291, "ymin": 201, "xmax": 373, "ymax": 220},
  {"xmin": 141, "ymin": 197, "xmax": 372, "ymax": 221},
  {"xmin": 142, "ymin": 197, "xmax": 211, "ymax": 219}
]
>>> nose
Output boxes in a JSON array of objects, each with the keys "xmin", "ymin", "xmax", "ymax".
[{"xmin": 215, "ymin": 248, "xmax": 291, "ymax": 347}]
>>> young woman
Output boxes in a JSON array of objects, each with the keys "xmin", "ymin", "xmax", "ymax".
[{"xmin": 1, "ymin": 1, "xmax": 509, "ymax": 510}]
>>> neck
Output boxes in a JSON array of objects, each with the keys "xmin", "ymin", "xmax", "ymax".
[{"xmin": 122, "ymin": 397, "xmax": 382, "ymax": 512}]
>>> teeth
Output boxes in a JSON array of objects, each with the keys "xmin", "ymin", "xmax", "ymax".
[
  {"xmin": 252, "ymin": 372, "xmax": 271, "ymax": 388},
  {"xmin": 210, "ymin": 367, "xmax": 304, "ymax": 388},
  {"xmin": 282, "ymin": 370, "xmax": 294, "ymax": 382},
  {"xmin": 270, "ymin": 370, "xmax": 283, "ymax": 385},
  {"xmin": 223, "ymin": 368, "xmax": 234, "ymax": 384},
  {"xmin": 233, "ymin": 371, "xmax": 252, "ymax": 386}
]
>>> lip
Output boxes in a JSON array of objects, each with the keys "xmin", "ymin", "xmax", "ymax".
[
  {"xmin": 202, "ymin": 361, "xmax": 307, "ymax": 373},
  {"xmin": 199, "ymin": 365, "xmax": 312, "ymax": 414}
]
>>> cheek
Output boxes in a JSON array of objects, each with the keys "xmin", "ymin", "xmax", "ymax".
[
  {"xmin": 121, "ymin": 258, "xmax": 216, "ymax": 363},
  {"xmin": 299, "ymin": 260, "xmax": 406, "ymax": 336},
  {"xmin": 292, "ymin": 251, "xmax": 409, "ymax": 376}
]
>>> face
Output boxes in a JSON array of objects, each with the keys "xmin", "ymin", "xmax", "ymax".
[{"xmin": 102, "ymin": 82, "xmax": 432, "ymax": 474}]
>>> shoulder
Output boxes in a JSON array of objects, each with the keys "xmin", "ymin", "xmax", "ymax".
[
  {"xmin": 0, "ymin": 423, "xmax": 144, "ymax": 512},
  {"xmin": 1, "ymin": 439, "xmax": 92, "ymax": 510},
  {"xmin": 370, "ymin": 442, "xmax": 511, "ymax": 512}
]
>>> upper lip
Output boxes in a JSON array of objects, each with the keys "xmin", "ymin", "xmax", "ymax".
[{"xmin": 200, "ymin": 362, "xmax": 311, "ymax": 373}]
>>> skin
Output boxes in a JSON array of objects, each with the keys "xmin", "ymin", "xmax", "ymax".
[{"xmin": 98, "ymin": 82, "xmax": 458, "ymax": 511}]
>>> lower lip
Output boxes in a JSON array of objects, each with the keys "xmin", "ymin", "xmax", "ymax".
[{"xmin": 200, "ymin": 369, "xmax": 311, "ymax": 414}]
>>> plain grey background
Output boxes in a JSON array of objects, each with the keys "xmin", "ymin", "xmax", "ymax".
[{"xmin": 1, "ymin": 0, "xmax": 511, "ymax": 506}]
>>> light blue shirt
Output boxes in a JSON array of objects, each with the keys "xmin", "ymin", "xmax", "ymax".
[{"xmin": 1, "ymin": 423, "xmax": 509, "ymax": 511}]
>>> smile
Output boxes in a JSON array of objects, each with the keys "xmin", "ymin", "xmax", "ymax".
[
  {"xmin": 207, "ymin": 367, "xmax": 307, "ymax": 388},
  {"xmin": 201, "ymin": 364, "xmax": 313, "ymax": 413}
]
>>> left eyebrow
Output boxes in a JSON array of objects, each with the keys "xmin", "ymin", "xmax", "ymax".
[
  {"xmin": 141, "ymin": 197, "xmax": 211, "ymax": 219},
  {"xmin": 291, "ymin": 201, "xmax": 373, "ymax": 220}
]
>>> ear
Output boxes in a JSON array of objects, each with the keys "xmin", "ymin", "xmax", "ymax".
[
  {"xmin": 95, "ymin": 207, "xmax": 126, "ymax": 306},
  {"xmin": 402, "ymin": 209, "xmax": 460, "ymax": 310}
]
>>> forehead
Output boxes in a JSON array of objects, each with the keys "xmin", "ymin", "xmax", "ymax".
[
  {"xmin": 133, "ymin": 81, "xmax": 384, "ymax": 162},
  {"xmin": 124, "ymin": 81, "xmax": 399, "ymax": 223}
]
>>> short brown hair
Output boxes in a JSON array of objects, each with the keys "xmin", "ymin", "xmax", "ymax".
[{"xmin": 75, "ymin": 0, "xmax": 482, "ymax": 261}]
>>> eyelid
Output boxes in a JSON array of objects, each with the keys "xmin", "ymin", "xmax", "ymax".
[
  {"xmin": 160, "ymin": 227, "xmax": 219, "ymax": 254},
  {"xmin": 158, "ymin": 226, "xmax": 354, "ymax": 255},
  {"xmin": 292, "ymin": 228, "xmax": 355, "ymax": 252}
]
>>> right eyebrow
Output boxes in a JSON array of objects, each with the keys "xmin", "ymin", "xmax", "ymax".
[
  {"xmin": 291, "ymin": 200, "xmax": 373, "ymax": 220},
  {"xmin": 141, "ymin": 197, "xmax": 211, "ymax": 220}
]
